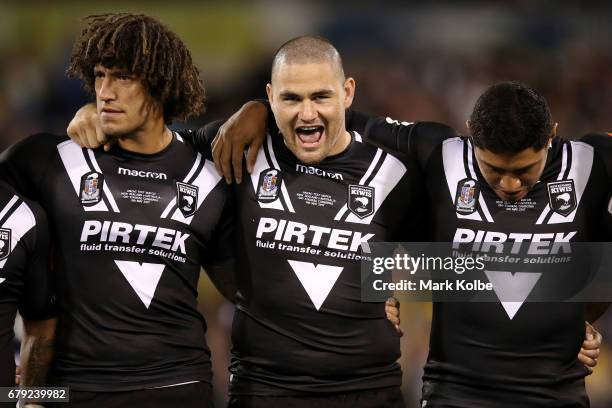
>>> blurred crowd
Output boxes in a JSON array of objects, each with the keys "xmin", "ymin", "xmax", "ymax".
[{"xmin": 1, "ymin": 2, "xmax": 611, "ymax": 407}]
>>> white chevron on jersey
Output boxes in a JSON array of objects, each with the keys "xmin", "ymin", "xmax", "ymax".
[
  {"xmin": 344, "ymin": 153, "xmax": 407, "ymax": 224},
  {"xmin": 442, "ymin": 138, "xmax": 483, "ymax": 221},
  {"xmin": 169, "ymin": 159, "xmax": 222, "ymax": 225},
  {"xmin": 465, "ymin": 140, "xmax": 494, "ymax": 222},
  {"xmin": 484, "ymin": 270, "xmax": 542, "ymax": 320},
  {"xmin": 536, "ymin": 144, "xmax": 569, "ymax": 224},
  {"xmin": 334, "ymin": 148, "xmax": 383, "ymax": 221},
  {"xmin": 288, "ymin": 260, "xmax": 343, "ymax": 311},
  {"xmin": 86, "ymin": 149, "xmax": 120, "ymax": 212},
  {"xmin": 115, "ymin": 261, "xmax": 165, "ymax": 309},
  {"xmin": 608, "ymin": 196, "xmax": 612, "ymax": 215},
  {"xmin": 0, "ymin": 278, "xmax": 5, "ymax": 285},
  {"xmin": 249, "ymin": 134, "xmax": 294, "ymax": 212},
  {"xmin": 57, "ymin": 140, "xmax": 120, "ymax": 212},
  {"xmin": 354, "ymin": 132, "xmax": 363, "ymax": 143},
  {"xmin": 161, "ymin": 152, "xmax": 202, "ymax": 219},
  {"xmin": 0, "ymin": 195, "xmax": 20, "ymax": 221},
  {"xmin": 175, "ymin": 132, "xmax": 184, "ymax": 143},
  {"xmin": 547, "ymin": 142, "xmax": 594, "ymax": 224},
  {"xmin": 0, "ymin": 200, "xmax": 37, "ymax": 269}
]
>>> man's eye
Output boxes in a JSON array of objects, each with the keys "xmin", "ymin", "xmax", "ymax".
[
  {"xmin": 94, "ymin": 72, "xmax": 104, "ymax": 78},
  {"xmin": 118, "ymin": 74, "xmax": 131, "ymax": 80}
]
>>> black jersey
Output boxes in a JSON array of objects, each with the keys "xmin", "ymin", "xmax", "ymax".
[
  {"xmin": 349, "ymin": 113, "xmax": 612, "ymax": 407},
  {"xmin": 0, "ymin": 133, "xmax": 233, "ymax": 391},
  {"xmin": 0, "ymin": 181, "xmax": 54, "ymax": 387},
  {"xmin": 195, "ymin": 126, "xmax": 426, "ymax": 395}
]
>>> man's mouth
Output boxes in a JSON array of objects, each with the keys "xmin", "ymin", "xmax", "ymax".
[
  {"xmin": 295, "ymin": 125, "xmax": 324, "ymax": 146},
  {"xmin": 101, "ymin": 108, "xmax": 124, "ymax": 115}
]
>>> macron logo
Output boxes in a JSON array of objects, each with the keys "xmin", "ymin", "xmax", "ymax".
[
  {"xmin": 295, "ymin": 164, "xmax": 343, "ymax": 180},
  {"xmin": 118, "ymin": 167, "xmax": 167, "ymax": 180}
]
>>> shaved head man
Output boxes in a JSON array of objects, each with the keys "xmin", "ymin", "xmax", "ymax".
[{"xmin": 267, "ymin": 36, "xmax": 355, "ymax": 164}]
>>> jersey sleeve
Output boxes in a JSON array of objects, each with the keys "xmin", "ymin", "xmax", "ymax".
[
  {"xmin": 178, "ymin": 120, "xmax": 223, "ymax": 154},
  {"xmin": 0, "ymin": 134, "xmax": 58, "ymax": 202},
  {"xmin": 581, "ymin": 133, "xmax": 612, "ymax": 239},
  {"xmin": 18, "ymin": 200, "xmax": 56, "ymax": 320},
  {"xmin": 345, "ymin": 110, "xmax": 458, "ymax": 170},
  {"xmin": 202, "ymin": 187, "xmax": 235, "ymax": 265}
]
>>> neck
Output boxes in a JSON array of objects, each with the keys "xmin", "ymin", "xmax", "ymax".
[
  {"xmin": 117, "ymin": 117, "xmax": 172, "ymax": 154},
  {"xmin": 329, "ymin": 129, "xmax": 351, "ymax": 156}
]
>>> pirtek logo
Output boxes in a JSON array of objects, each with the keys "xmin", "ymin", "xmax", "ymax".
[
  {"xmin": 452, "ymin": 228, "xmax": 576, "ymax": 255},
  {"xmin": 118, "ymin": 167, "xmax": 168, "ymax": 180},
  {"xmin": 295, "ymin": 164, "xmax": 343, "ymax": 180},
  {"xmin": 256, "ymin": 217, "xmax": 373, "ymax": 253}
]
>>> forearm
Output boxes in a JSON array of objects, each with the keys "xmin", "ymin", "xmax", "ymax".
[
  {"xmin": 20, "ymin": 318, "xmax": 56, "ymax": 387},
  {"xmin": 204, "ymin": 259, "xmax": 237, "ymax": 303}
]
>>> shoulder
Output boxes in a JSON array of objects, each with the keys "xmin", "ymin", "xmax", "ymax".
[
  {"xmin": 5, "ymin": 133, "xmax": 67, "ymax": 151},
  {"xmin": 578, "ymin": 133, "xmax": 612, "ymax": 177},
  {"xmin": 176, "ymin": 127, "xmax": 215, "ymax": 160}
]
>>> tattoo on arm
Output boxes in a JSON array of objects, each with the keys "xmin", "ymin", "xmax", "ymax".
[{"xmin": 21, "ymin": 336, "xmax": 54, "ymax": 387}]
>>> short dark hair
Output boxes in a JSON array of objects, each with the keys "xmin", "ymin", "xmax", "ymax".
[
  {"xmin": 271, "ymin": 35, "xmax": 344, "ymax": 82},
  {"xmin": 67, "ymin": 13, "xmax": 205, "ymax": 123},
  {"xmin": 469, "ymin": 81, "xmax": 553, "ymax": 153}
]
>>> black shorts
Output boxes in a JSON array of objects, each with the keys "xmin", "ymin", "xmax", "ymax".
[
  {"xmin": 228, "ymin": 386, "xmax": 405, "ymax": 408},
  {"xmin": 49, "ymin": 381, "xmax": 213, "ymax": 408},
  {"xmin": 421, "ymin": 380, "xmax": 589, "ymax": 408}
]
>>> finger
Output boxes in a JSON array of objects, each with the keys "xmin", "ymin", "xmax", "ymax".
[
  {"xmin": 585, "ymin": 322, "xmax": 595, "ymax": 340},
  {"xmin": 385, "ymin": 304, "xmax": 399, "ymax": 318},
  {"xmin": 85, "ymin": 123, "xmax": 100, "ymax": 149},
  {"xmin": 582, "ymin": 339, "xmax": 602, "ymax": 350},
  {"xmin": 246, "ymin": 138, "xmax": 264, "ymax": 174},
  {"xmin": 386, "ymin": 313, "xmax": 399, "ymax": 326},
  {"xmin": 95, "ymin": 116, "xmax": 108, "ymax": 146},
  {"xmin": 396, "ymin": 325, "xmax": 404, "ymax": 337},
  {"xmin": 579, "ymin": 348, "xmax": 600, "ymax": 359},
  {"xmin": 231, "ymin": 140, "xmax": 244, "ymax": 184},
  {"xmin": 219, "ymin": 142, "xmax": 233, "ymax": 184},
  {"xmin": 386, "ymin": 297, "xmax": 400, "ymax": 309},
  {"xmin": 578, "ymin": 354, "xmax": 597, "ymax": 368},
  {"xmin": 211, "ymin": 133, "xmax": 224, "ymax": 177},
  {"xmin": 67, "ymin": 118, "xmax": 78, "ymax": 139},
  {"xmin": 582, "ymin": 335, "xmax": 602, "ymax": 349},
  {"xmin": 584, "ymin": 366, "xmax": 594, "ymax": 375}
]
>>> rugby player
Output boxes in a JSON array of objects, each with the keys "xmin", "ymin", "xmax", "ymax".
[
  {"xmin": 215, "ymin": 80, "xmax": 610, "ymax": 406},
  {"xmin": 0, "ymin": 182, "xmax": 56, "ymax": 408},
  {"xmin": 0, "ymin": 13, "xmax": 237, "ymax": 407},
  {"xmin": 69, "ymin": 36, "xmax": 416, "ymax": 408}
]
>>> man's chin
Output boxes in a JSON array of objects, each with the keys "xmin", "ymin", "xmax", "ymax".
[{"xmin": 293, "ymin": 149, "xmax": 325, "ymax": 165}]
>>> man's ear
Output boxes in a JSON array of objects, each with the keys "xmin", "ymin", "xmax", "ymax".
[{"xmin": 266, "ymin": 83, "xmax": 273, "ymax": 105}]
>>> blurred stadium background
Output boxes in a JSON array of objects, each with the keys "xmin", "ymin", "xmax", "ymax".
[{"xmin": 2, "ymin": 1, "xmax": 611, "ymax": 407}]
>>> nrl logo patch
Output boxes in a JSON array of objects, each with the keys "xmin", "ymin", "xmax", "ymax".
[
  {"xmin": 79, "ymin": 171, "xmax": 104, "ymax": 206},
  {"xmin": 257, "ymin": 168, "xmax": 282, "ymax": 203},
  {"xmin": 547, "ymin": 180, "xmax": 576, "ymax": 216},
  {"xmin": 454, "ymin": 178, "xmax": 480, "ymax": 215},
  {"xmin": 0, "ymin": 228, "xmax": 11, "ymax": 261},
  {"xmin": 176, "ymin": 182, "xmax": 199, "ymax": 218},
  {"xmin": 348, "ymin": 184, "xmax": 375, "ymax": 218}
]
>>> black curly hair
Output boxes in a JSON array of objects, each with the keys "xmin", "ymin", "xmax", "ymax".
[
  {"xmin": 469, "ymin": 81, "xmax": 553, "ymax": 154},
  {"xmin": 67, "ymin": 13, "xmax": 205, "ymax": 123}
]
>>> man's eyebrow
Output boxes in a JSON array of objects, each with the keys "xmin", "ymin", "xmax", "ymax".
[{"xmin": 481, "ymin": 160, "xmax": 540, "ymax": 173}]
